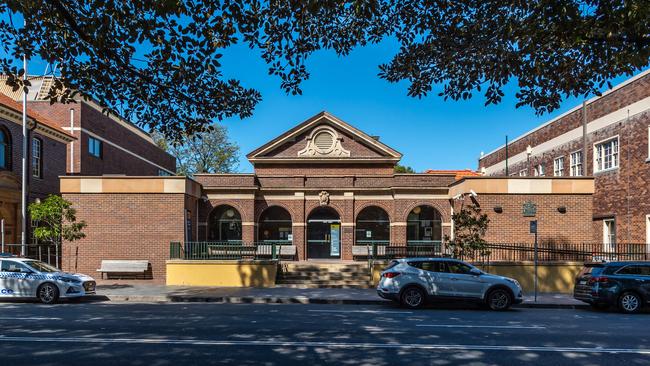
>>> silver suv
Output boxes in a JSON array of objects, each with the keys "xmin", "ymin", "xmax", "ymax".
[{"xmin": 377, "ymin": 258, "xmax": 523, "ymax": 310}]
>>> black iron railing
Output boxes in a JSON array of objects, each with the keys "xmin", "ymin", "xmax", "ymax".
[{"xmin": 169, "ymin": 241, "xmax": 296, "ymax": 260}]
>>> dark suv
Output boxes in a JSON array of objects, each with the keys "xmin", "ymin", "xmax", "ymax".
[{"xmin": 574, "ymin": 262, "xmax": 650, "ymax": 313}]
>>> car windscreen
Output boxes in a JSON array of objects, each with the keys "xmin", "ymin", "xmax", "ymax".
[{"xmin": 25, "ymin": 260, "xmax": 59, "ymax": 273}]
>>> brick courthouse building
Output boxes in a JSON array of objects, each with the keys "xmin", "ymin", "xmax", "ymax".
[{"xmin": 61, "ymin": 112, "xmax": 594, "ymax": 279}]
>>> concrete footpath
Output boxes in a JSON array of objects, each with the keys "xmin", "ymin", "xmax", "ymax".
[{"xmin": 91, "ymin": 282, "xmax": 587, "ymax": 309}]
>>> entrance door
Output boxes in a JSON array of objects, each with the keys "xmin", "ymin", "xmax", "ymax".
[{"xmin": 307, "ymin": 207, "xmax": 341, "ymax": 259}]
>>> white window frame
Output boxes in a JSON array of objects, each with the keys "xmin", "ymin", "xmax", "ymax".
[
  {"xmin": 603, "ymin": 219, "xmax": 616, "ymax": 253},
  {"xmin": 593, "ymin": 136, "xmax": 619, "ymax": 173},
  {"xmin": 31, "ymin": 137, "xmax": 42, "ymax": 178},
  {"xmin": 553, "ymin": 156, "xmax": 564, "ymax": 177},
  {"xmin": 89, "ymin": 136, "xmax": 102, "ymax": 158},
  {"xmin": 519, "ymin": 169, "xmax": 527, "ymax": 177},
  {"xmin": 570, "ymin": 150, "xmax": 583, "ymax": 177},
  {"xmin": 533, "ymin": 164, "xmax": 545, "ymax": 176}
]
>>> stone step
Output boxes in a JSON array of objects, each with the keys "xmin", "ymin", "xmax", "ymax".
[
  {"xmin": 277, "ymin": 279, "xmax": 372, "ymax": 286},
  {"xmin": 275, "ymin": 283, "xmax": 374, "ymax": 289},
  {"xmin": 278, "ymin": 275, "xmax": 371, "ymax": 281}
]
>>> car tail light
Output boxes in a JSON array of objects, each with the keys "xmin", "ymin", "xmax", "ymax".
[
  {"xmin": 383, "ymin": 272, "xmax": 401, "ymax": 278},
  {"xmin": 588, "ymin": 276, "xmax": 609, "ymax": 285}
]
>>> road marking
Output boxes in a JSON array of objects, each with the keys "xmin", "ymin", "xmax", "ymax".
[
  {"xmin": 0, "ymin": 336, "xmax": 648, "ymax": 355},
  {"xmin": 416, "ymin": 324, "xmax": 546, "ymax": 329},
  {"xmin": 308, "ymin": 310, "xmax": 413, "ymax": 315},
  {"xmin": 0, "ymin": 317, "xmax": 62, "ymax": 321}
]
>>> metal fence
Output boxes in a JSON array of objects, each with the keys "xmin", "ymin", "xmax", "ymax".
[
  {"xmin": 365, "ymin": 242, "xmax": 650, "ymax": 263},
  {"xmin": 169, "ymin": 241, "xmax": 295, "ymax": 260},
  {"xmin": 169, "ymin": 241, "xmax": 650, "ymax": 263},
  {"xmin": 1, "ymin": 243, "xmax": 60, "ymax": 266}
]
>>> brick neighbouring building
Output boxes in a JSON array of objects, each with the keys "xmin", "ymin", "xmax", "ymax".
[
  {"xmin": 478, "ymin": 69, "xmax": 650, "ymax": 247},
  {"xmin": 0, "ymin": 94, "xmax": 75, "ymax": 245},
  {"xmin": 61, "ymin": 112, "xmax": 594, "ymax": 280},
  {"xmin": 0, "ymin": 76, "xmax": 176, "ymax": 176}
]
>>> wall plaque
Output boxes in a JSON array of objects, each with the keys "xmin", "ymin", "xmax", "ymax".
[{"xmin": 523, "ymin": 201, "xmax": 537, "ymax": 217}]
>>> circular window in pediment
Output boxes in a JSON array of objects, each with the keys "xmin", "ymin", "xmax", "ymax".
[{"xmin": 313, "ymin": 130, "xmax": 335, "ymax": 152}]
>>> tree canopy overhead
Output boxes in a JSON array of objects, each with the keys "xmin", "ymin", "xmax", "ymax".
[{"xmin": 1, "ymin": 1, "xmax": 648, "ymax": 138}]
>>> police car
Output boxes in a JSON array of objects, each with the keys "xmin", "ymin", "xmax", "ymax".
[{"xmin": 0, "ymin": 255, "xmax": 96, "ymax": 304}]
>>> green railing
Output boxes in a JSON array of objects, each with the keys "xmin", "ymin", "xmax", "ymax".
[{"xmin": 169, "ymin": 241, "xmax": 295, "ymax": 260}]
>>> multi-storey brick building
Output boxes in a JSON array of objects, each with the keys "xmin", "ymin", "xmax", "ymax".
[
  {"xmin": 61, "ymin": 112, "xmax": 594, "ymax": 279},
  {"xmin": 0, "ymin": 94, "xmax": 75, "ymax": 244},
  {"xmin": 0, "ymin": 76, "xmax": 176, "ymax": 176},
  {"xmin": 479, "ymin": 69, "xmax": 650, "ymax": 246}
]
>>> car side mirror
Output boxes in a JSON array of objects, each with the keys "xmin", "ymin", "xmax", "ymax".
[{"xmin": 469, "ymin": 268, "xmax": 482, "ymax": 276}]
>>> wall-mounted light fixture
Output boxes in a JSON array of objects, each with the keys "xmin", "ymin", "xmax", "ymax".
[
  {"xmin": 494, "ymin": 206, "xmax": 503, "ymax": 213},
  {"xmin": 557, "ymin": 206, "xmax": 567, "ymax": 214}
]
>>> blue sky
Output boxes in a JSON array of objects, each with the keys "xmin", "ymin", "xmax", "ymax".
[{"xmin": 216, "ymin": 39, "xmax": 642, "ymax": 173}]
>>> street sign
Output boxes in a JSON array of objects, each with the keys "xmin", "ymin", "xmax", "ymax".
[{"xmin": 530, "ymin": 220, "xmax": 537, "ymax": 234}]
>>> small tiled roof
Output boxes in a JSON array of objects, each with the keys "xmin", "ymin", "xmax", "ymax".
[
  {"xmin": 0, "ymin": 93, "xmax": 75, "ymax": 140},
  {"xmin": 424, "ymin": 169, "xmax": 482, "ymax": 181}
]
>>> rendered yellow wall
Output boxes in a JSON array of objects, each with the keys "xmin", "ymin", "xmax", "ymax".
[
  {"xmin": 166, "ymin": 260, "xmax": 278, "ymax": 287},
  {"xmin": 372, "ymin": 261, "xmax": 583, "ymax": 294},
  {"xmin": 476, "ymin": 262, "xmax": 583, "ymax": 294}
]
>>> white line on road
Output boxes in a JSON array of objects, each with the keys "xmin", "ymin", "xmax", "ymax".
[
  {"xmin": 0, "ymin": 336, "xmax": 647, "ymax": 355},
  {"xmin": 307, "ymin": 310, "xmax": 413, "ymax": 315},
  {"xmin": 416, "ymin": 324, "xmax": 546, "ymax": 329},
  {"xmin": 0, "ymin": 317, "xmax": 62, "ymax": 321}
]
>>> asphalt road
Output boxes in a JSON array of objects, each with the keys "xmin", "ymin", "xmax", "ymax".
[{"xmin": 0, "ymin": 301, "xmax": 649, "ymax": 366}]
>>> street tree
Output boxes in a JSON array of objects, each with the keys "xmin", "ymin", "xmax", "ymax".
[
  {"xmin": 154, "ymin": 125, "xmax": 240, "ymax": 176},
  {"xmin": 394, "ymin": 164, "xmax": 416, "ymax": 173},
  {"xmin": 28, "ymin": 195, "xmax": 86, "ymax": 246},
  {"xmin": 1, "ymin": 1, "xmax": 648, "ymax": 137},
  {"xmin": 445, "ymin": 203, "xmax": 490, "ymax": 260}
]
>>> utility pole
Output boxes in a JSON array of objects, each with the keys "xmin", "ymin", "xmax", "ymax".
[{"xmin": 21, "ymin": 30, "xmax": 28, "ymax": 256}]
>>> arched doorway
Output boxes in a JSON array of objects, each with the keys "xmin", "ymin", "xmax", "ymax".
[
  {"xmin": 307, "ymin": 206, "xmax": 340, "ymax": 259},
  {"xmin": 258, "ymin": 206, "xmax": 292, "ymax": 243},
  {"xmin": 407, "ymin": 205, "xmax": 442, "ymax": 245},
  {"xmin": 355, "ymin": 206, "xmax": 390, "ymax": 246},
  {"xmin": 208, "ymin": 205, "xmax": 242, "ymax": 242}
]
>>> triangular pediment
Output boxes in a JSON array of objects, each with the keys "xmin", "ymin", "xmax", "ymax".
[{"xmin": 247, "ymin": 111, "xmax": 402, "ymax": 163}]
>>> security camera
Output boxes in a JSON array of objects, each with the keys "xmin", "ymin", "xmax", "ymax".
[
  {"xmin": 469, "ymin": 190, "xmax": 478, "ymax": 198},
  {"xmin": 452, "ymin": 193, "xmax": 462, "ymax": 200}
]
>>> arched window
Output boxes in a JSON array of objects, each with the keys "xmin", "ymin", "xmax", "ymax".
[
  {"xmin": 407, "ymin": 205, "xmax": 442, "ymax": 245},
  {"xmin": 258, "ymin": 206, "xmax": 292, "ymax": 243},
  {"xmin": 32, "ymin": 137, "xmax": 43, "ymax": 178},
  {"xmin": 0, "ymin": 127, "xmax": 11, "ymax": 170},
  {"xmin": 207, "ymin": 205, "xmax": 242, "ymax": 242},
  {"xmin": 355, "ymin": 206, "xmax": 390, "ymax": 246}
]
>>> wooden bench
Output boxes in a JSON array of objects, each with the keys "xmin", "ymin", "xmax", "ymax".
[
  {"xmin": 97, "ymin": 260, "xmax": 150, "ymax": 279},
  {"xmin": 352, "ymin": 245, "xmax": 386, "ymax": 259},
  {"xmin": 257, "ymin": 245, "xmax": 297, "ymax": 260}
]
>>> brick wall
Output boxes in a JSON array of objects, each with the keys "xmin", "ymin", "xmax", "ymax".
[
  {"xmin": 61, "ymin": 193, "xmax": 190, "ymax": 280},
  {"xmin": 28, "ymin": 101, "xmax": 176, "ymax": 175},
  {"xmin": 0, "ymin": 118, "xmax": 67, "ymax": 200},
  {"xmin": 479, "ymin": 73, "xmax": 650, "ymax": 244},
  {"xmin": 454, "ymin": 194, "xmax": 593, "ymax": 245},
  {"xmin": 479, "ymin": 73, "xmax": 650, "ymax": 169}
]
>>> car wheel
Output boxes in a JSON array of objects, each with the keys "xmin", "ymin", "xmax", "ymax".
[
  {"xmin": 618, "ymin": 292, "xmax": 642, "ymax": 314},
  {"xmin": 38, "ymin": 283, "xmax": 59, "ymax": 305},
  {"xmin": 487, "ymin": 288, "xmax": 512, "ymax": 311},
  {"xmin": 400, "ymin": 287, "xmax": 425, "ymax": 309}
]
